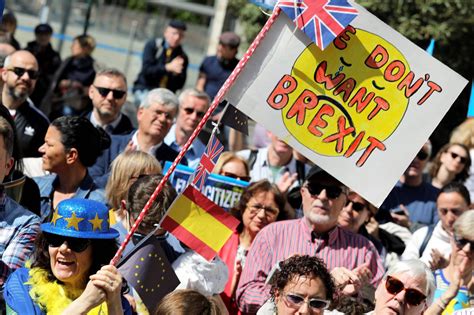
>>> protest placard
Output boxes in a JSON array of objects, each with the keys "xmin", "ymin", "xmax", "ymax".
[
  {"xmin": 222, "ymin": 2, "xmax": 468, "ymax": 206},
  {"xmin": 163, "ymin": 162, "xmax": 249, "ymax": 211}
]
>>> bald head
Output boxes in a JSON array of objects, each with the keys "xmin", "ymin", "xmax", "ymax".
[{"xmin": 2, "ymin": 50, "xmax": 39, "ymax": 106}]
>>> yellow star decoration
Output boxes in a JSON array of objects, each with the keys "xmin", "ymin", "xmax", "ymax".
[
  {"xmin": 65, "ymin": 212, "xmax": 84, "ymax": 230},
  {"xmin": 88, "ymin": 213, "xmax": 103, "ymax": 231},
  {"xmin": 51, "ymin": 211, "xmax": 63, "ymax": 226}
]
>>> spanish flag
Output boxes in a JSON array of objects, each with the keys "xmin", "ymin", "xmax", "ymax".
[{"xmin": 160, "ymin": 185, "xmax": 239, "ymax": 261}]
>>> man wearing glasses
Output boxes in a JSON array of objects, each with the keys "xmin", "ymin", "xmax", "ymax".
[
  {"xmin": 236, "ymin": 165, "xmax": 384, "ymax": 314},
  {"xmin": 378, "ymin": 141, "xmax": 440, "ymax": 231},
  {"xmin": 1, "ymin": 50, "xmax": 49, "ymax": 157},
  {"xmin": 164, "ymin": 88, "xmax": 209, "ymax": 168},
  {"xmin": 87, "ymin": 68, "xmax": 134, "ymax": 135}
]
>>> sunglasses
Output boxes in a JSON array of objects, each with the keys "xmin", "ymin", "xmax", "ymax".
[
  {"xmin": 182, "ymin": 107, "xmax": 205, "ymax": 118},
  {"xmin": 7, "ymin": 67, "xmax": 40, "ymax": 80},
  {"xmin": 283, "ymin": 293, "xmax": 330, "ymax": 310},
  {"xmin": 416, "ymin": 150, "xmax": 429, "ymax": 161},
  {"xmin": 222, "ymin": 171, "xmax": 251, "ymax": 182},
  {"xmin": 44, "ymin": 232, "xmax": 91, "ymax": 253},
  {"xmin": 94, "ymin": 86, "xmax": 126, "ymax": 99},
  {"xmin": 385, "ymin": 276, "xmax": 426, "ymax": 306},
  {"xmin": 449, "ymin": 152, "xmax": 468, "ymax": 164},
  {"xmin": 305, "ymin": 184, "xmax": 344, "ymax": 199},
  {"xmin": 345, "ymin": 200, "xmax": 366, "ymax": 212},
  {"xmin": 453, "ymin": 234, "xmax": 474, "ymax": 250}
]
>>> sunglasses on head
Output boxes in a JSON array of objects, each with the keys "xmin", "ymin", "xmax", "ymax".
[
  {"xmin": 44, "ymin": 232, "xmax": 91, "ymax": 253},
  {"xmin": 449, "ymin": 152, "xmax": 468, "ymax": 164},
  {"xmin": 385, "ymin": 276, "xmax": 426, "ymax": 306},
  {"xmin": 182, "ymin": 107, "xmax": 205, "ymax": 118},
  {"xmin": 305, "ymin": 183, "xmax": 344, "ymax": 199},
  {"xmin": 283, "ymin": 292, "xmax": 330, "ymax": 310},
  {"xmin": 453, "ymin": 233, "xmax": 474, "ymax": 250},
  {"xmin": 416, "ymin": 150, "xmax": 429, "ymax": 161},
  {"xmin": 7, "ymin": 67, "xmax": 40, "ymax": 80},
  {"xmin": 94, "ymin": 86, "xmax": 126, "ymax": 99},
  {"xmin": 345, "ymin": 200, "xmax": 366, "ymax": 212},
  {"xmin": 222, "ymin": 171, "xmax": 251, "ymax": 182}
]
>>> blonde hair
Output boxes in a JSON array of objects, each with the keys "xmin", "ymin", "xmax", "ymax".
[
  {"xmin": 453, "ymin": 210, "xmax": 474, "ymax": 238},
  {"xmin": 105, "ymin": 151, "xmax": 162, "ymax": 210},
  {"xmin": 450, "ymin": 118, "xmax": 474, "ymax": 149},
  {"xmin": 213, "ymin": 151, "xmax": 249, "ymax": 176},
  {"xmin": 155, "ymin": 289, "xmax": 220, "ymax": 315}
]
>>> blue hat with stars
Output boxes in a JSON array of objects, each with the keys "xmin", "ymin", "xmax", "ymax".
[{"xmin": 41, "ymin": 199, "xmax": 119, "ymax": 239}]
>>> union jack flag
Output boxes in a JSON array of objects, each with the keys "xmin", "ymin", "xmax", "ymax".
[
  {"xmin": 278, "ymin": 0, "xmax": 358, "ymax": 50},
  {"xmin": 191, "ymin": 133, "xmax": 224, "ymax": 191}
]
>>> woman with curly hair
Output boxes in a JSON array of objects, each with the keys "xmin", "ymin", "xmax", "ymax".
[
  {"xmin": 429, "ymin": 143, "xmax": 471, "ymax": 189},
  {"xmin": 258, "ymin": 255, "xmax": 335, "ymax": 315}
]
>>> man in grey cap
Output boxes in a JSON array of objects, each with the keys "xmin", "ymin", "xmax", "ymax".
[
  {"xmin": 196, "ymin": 31, "xmax": 240, "ymax": 104},
  {"xmin": 133, "ymin": 20, "xmax": 189, "ymax": 105}
]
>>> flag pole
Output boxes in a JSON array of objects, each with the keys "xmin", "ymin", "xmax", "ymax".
[{"xmin": 110, "ymin": 6, "xmax": 283, "ymax": 265}]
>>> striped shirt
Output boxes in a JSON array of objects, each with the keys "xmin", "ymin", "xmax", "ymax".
[{"xmin": 236, "ymin": 218, "xmax": 384, "ymax": 314}]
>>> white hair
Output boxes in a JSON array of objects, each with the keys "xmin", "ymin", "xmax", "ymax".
[
  {"xmin": 140, "ymin": 88, "xmax": 179, "ymax": 110},
  {"xmin": 178, "ymin": 88, "xmax": 210, "ymax": 107},
  {"xmin": 385, "ymin": 259, "xmax": 436, "ymax": 305}
]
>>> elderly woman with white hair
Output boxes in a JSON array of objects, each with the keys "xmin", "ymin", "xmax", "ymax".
[{"xmin": 370, "ymin": 259, "xmax": 436, "ymax": 314}]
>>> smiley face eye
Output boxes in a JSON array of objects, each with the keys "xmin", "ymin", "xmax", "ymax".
[{"xmin": 340, "ymin": 57, "xmax": 352, "ymax": 67}]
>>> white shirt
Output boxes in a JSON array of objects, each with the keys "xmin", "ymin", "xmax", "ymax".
[
  {"xmin": 130, "ymin": 130, "xmax": 162, "ymax": 156},
  {"xmin": 401, "ymin": 221, "xmax": 451, "ymax": 266}
]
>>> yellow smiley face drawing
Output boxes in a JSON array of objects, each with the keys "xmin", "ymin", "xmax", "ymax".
[{"xmin": 280, "ymin": 28, "xmax": 410, "ymax": 156}]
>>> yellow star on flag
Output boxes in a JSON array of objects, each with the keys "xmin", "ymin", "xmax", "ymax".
[
  {"xmin": 88, "ymin": 213, "xmax": 103, "ymax": 231},
  {"xmin": 65, "ymin": 212, "xmax": 84, "ymax": 230},
  {"xmin": 51, "ymin": 211, "xmax": 63, "ymax": 226}
]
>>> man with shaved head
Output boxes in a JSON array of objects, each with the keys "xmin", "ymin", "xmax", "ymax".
[{"xmin": 1, "ymin": 50, "xmax": 49, "ymax": 157}]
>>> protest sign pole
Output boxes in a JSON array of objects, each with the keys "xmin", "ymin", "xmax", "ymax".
[{"xmin": 110, "ymin": 6, "xmax": 282, "ymax": 265}]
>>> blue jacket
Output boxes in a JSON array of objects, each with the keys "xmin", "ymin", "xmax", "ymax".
[
  {"xmin": 4, "ymin": 267, "xmax": 131, "ymax": 314},
  {"xmin": 34, "ymin": 173, "xmax": 106, "ymax": 222}
]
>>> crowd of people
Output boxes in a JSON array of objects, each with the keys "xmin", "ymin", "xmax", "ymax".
[{"xmin": 0, "ymin": 9, "xmax": 472, "ymax": 315}]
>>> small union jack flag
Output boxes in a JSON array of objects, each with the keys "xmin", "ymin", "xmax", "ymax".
[
  {"xmin": 191, "ymin": 133, "xmax": 224, "ymax": 191},
  {"xmin": 278, "ymin": 0, "xmax": 358, "ymax": 50}
]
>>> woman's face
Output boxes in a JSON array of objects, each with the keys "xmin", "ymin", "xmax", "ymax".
[
  {"xmin": 49, "ymin": 238, "xmax": 93, "ymax": 287},
  {"xmin": 440, "ymin": 145, "xmax": 469, "ymax": 175},
  {"xmin": 338, "ymin": 192, "xmax": 370, "ymax": 233},
  {"xmin": 38, "ymin": 126, "xmax": 68, "ymax": 173},
  {"xmin": 451, "ymin": 231, "xmax": 474, "ymax": 276},
  {"xmin": 220, "ymin": 159, "xmax": 249, "ymax": 181},
  {"xmin": 275, "ymin": 275, "xmax": 328, "ymax": 315},
  {"xmin": 242, "ymin": 191, "xmax": 279, "ymax": 236}
]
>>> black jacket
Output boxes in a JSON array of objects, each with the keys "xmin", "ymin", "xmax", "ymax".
[
  {"xmin": 84, "ymin": 111, "xmax": 134, "ymax": 136},
  {"xmin": 3, "ymin": 101, "xmax": 49, "ymax": 158},
  {"xmin": 133, "ymin": 38, "xmax": 188, "ymax": 93}
]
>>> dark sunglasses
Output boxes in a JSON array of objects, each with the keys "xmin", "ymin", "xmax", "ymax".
[
  {"xmin": 182, "ymin": 107, "xmax": 205, "ymax": 118},
  {"xmin": 416, "ymin": 150, "xmax": 429, "ymax": 161},
  {"xmin": 222, "ymin": 171, "xmax": 251, "ymax": 182},
  {"xmin": 449, "ymin": 152, "xmax": 468, "ymax": 164},
  {"xmin": 7, "ymin": 67, "xmax": 40, "ymax": 80},
  {"xmin": 284, "ymin": 293, "xmax": 330, "ymax": 310},
  {"xmin": 305, "ymin": 183, "xmax": 344, "ymax": 199},
  {"xmin": 453, "ymin": 234, "xmax": 474, "ymax": 250},
  {"xmin": 385, "ymin": 276, "xmax": 426, "ymax": 306},
  {"xmin": 44, "ymin": 232, "xmax": 91, "ymax": 253},
  {"xmin": 94, "ymin": 86, "xmax": 126, "ymax": 99},
  {"xmin": 345, "ymin": 200, "xmax": 366, "ymax": 212}
]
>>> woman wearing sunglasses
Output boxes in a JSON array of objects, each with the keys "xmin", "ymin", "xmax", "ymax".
[
  {"xmin": 34, "ymin": 116, "xmax": 110, "ymax": 222},
  {"xmin": 218, "ymin": 180, "xmax": 287, "ymax": 314},
  {"xmin": 257, "ymin": 255, "xmax": 335, "ymax": 315},
  {"xmin": 3, "ymin": 198, "xmax": 131, "ymax": 314},
  {"xmin": 371, "ymin": 259, "xmax": 435, "ymax": 315},
  {"xmin": 338, "ymin": 191, "xmax": 407, "ymax": 267},
  {"xmin": 428, "ymin": 210, "xmax": 474, "ymax": 314},
  {"xmin": 429, "ymin": 143, "xmax": 471, "ymax": 190}
]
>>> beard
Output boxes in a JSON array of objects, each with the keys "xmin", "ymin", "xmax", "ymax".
[
  {"xmin": 306, "ymin": 211, "xmax": 335, "ymax": 226},
  {"xmin": 8, "ymin": 84, "xmax": 30, "ymax": 102}
]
